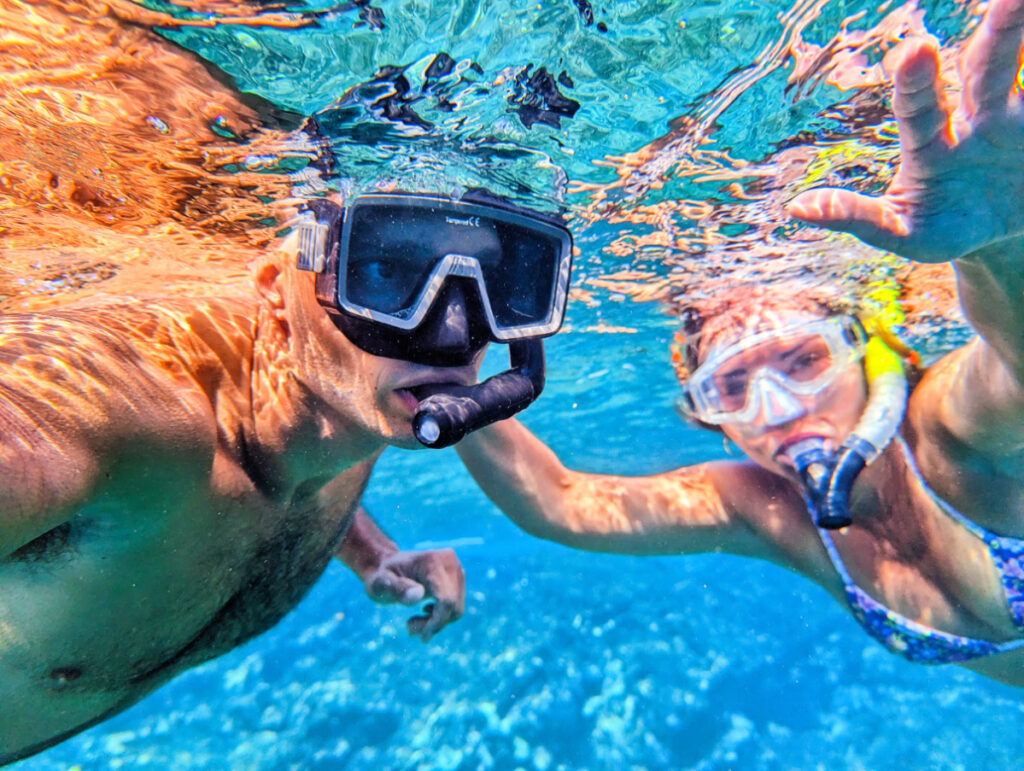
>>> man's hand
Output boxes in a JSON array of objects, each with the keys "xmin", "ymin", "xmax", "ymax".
[
  {"xmin": 364, "ymin": 548, "xmax": 465, "ymax": 642},
  {"xmin": 788, "ymin": 0, "xmax": 1024, "ymax": 264},
  {"xmin": 336, "ymin": 506, "xmax": 467, "ymax": 642}
]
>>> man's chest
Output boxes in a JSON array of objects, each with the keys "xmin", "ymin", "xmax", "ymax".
[{"xmin": 0, "ymin": 460, "xmax": 371, "ymax": 694}]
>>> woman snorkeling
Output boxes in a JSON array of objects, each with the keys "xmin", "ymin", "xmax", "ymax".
[{"xmin": 456, "ymin": 0, "xmax": 1024, "ymax": 686}]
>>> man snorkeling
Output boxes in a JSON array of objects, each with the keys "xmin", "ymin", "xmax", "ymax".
[
  {"xmin": 456, "ymin": 0, "xmax": 1024, "ymax": 686},
  {"xmin": 0, "ymin": 189, "xmax": 573, "ymax": 763}
]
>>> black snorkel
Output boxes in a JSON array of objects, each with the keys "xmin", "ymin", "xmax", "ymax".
[
  {"xmin": 410, "ymin": 338, "xmax": 545, "ymax": 448},
  {"xmin": 783, "ymin": 335, "xmax": 909, "ymax": 529},
  {"xmin": 785, "ymin": 437, "xmax": 859, "ymax": 530}
]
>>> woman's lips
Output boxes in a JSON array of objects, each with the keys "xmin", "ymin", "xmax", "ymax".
[{"xmin": 773, "ymin": 433, "xmax": 828, "ymax": 466}]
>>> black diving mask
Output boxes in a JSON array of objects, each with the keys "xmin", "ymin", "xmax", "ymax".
[{"xmin": 295, "ymin": 192, "xmax": 574, "ymax": 448}]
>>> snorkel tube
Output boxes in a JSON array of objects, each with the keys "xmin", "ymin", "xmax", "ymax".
[
  {"xmin": 410, "ymin": 338, "xmax": 545, "ymax": 448},
  {"xmin": 785, "ymin": 334, "xmax": 909, "ymax": 529}
]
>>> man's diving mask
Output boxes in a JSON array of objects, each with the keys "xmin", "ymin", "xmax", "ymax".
[
  {"xmin": 295, "ymin": 192, "xmax": 574, "ymax": 448},
  {"xmin": 678, "ymin": 316, "xmax": 868, "ymax": 427},
  {"xmin": 296, "ymin": 192, "xmax": 573, "ymax": 364}
]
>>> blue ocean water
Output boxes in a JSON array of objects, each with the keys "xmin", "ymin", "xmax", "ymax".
[{"xmin": 13, "ymin": 0, "xmax": 1024, "ymax": 769}]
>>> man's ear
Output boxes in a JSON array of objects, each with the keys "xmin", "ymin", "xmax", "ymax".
[
  {"xmin": 255, "ymin": 260, "xmax": 284, "ymax": 310},
  {"xmin": 254, "ymin": 259, "xmax": 291, "ymax": 339}
]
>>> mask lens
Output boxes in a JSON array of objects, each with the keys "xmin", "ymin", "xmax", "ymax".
[
  {"xmin": 707, "ymin": 365, "xmax": 749, "ymax": 413},
  {"xmin": 778, "ymin": 334, "xmax": 834, "ymax": 382},
  {"xmin": 484, "ymin": 222, "xmax": 560, "ymax": 327},
  {"xmin": 344, "ymin": 206, "xmax": 446, "ymax": 315},
  {"xmin": 340, "ymin": 197, "xmax": 569, "ymax": 334},
  {"xmin": 704, "ymin": 330, "xmax": 841, "ymax": 419}
]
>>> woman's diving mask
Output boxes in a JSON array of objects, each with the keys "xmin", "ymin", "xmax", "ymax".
[
  {"xmin": 295, "ymin": 192, "xmax": 574, "ymax": 448},
  {"xmin": 677, "ymin": 316, "xmax": 868, "ymax": 427}
]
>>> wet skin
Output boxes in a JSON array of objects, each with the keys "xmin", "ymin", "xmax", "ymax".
[
  {"xmin": 2, "ymin": 1, "xmax": 484, "ymax": 760},
  {"xmin": 456, "ymin": 0, "xmax": 1024, "ymax": 687},
  {"xmin": 0, "ymin": 235, "xmax": 472, "ymax": 762}
]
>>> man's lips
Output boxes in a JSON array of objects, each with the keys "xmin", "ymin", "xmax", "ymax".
[
  {"xmin": 393, "ymin": 388, "xmax": 421, "ymax": 413},
  {"xmin": 393, "ymin": 375, "xmax": 475, "ymax": 412},
  {"xmin": 405, "ymin": 381, "xmax": 468, "ymax": 400}
]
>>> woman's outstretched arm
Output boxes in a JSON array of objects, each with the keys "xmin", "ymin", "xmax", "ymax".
[{"xmin": 456, "ymin": 417, "xmax": 795, "ymax": 559}]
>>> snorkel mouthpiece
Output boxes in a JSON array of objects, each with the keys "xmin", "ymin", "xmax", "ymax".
[
  {"xmin": 785, "ymin": 334, "xmax": 909, "ymax": 530},
  {"xmin": 785, "ymin": 438, "xmax": 851, "ymax": 529},
  {"xmin": 412, "ymin": 339, "xmax": 545, "ymax": 448}
]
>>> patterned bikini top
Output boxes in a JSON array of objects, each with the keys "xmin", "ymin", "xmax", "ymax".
[{"xmin": 817, "ymin": 437, "xmax": 1024, "ymax": 664}]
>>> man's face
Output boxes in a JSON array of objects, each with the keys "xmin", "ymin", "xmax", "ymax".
[{"xmin": 286, "ymin": 223, "xmax": 499, "ymax": 449}]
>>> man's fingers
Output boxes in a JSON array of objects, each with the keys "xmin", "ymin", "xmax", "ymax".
[
  {"xmin": 787, "ymin": 188, "xmax": 907, "ymax": 252},
  {"xmin": 962, "ymin": 0, "xmax": 1024, "ymax": 115},
  {"xmin": 407, "ymin": 604, "xmax": 434, "ymax": 640},
  {"xmin": 371, "ymin": 548, "xmax": 465, "ymax": 640},
  {"xmin": 407, "ymin": 561, "xmax": 464, "ymax": 641},
  {"xmin": 407, "ymin": 600, "xmax": 461, "ymax": 642},
  {"xmin": 889, "ymin": 37, "xmax": 951, "ymax": 155},
  {"xmin": 368, "ymin": 571, "xmax": 425, "ymax": 605}
]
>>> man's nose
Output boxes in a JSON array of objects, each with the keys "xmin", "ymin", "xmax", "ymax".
[
  {"xmin": 753, "ymin": 377, "xmax": 807, "ymax": 428},
  {"xmin": 417, "ymin": 279, "xmax": 473, "ymax": 351}
]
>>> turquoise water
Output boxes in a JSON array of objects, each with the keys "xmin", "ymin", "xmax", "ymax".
[{"xmin": 15, "ymin": 0, "xmax": 1024, "ymax": 768}]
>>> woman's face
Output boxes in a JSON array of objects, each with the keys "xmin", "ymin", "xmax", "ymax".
[{"xmin": 694, "ymin": 309, "xmax": 868, "ymax": 478}]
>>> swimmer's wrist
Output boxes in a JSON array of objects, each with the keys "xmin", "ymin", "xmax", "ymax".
[{"xmin": 336, "ymin": 506, "xmax": 400, "ymax": 579}]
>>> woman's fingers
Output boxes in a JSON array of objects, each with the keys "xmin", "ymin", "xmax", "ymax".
[
  {"xmin": 889, "ymin": 37, "xmax": 952, "ymax": 157},
  {"xmin": 961, "ymin": 0, "xmax": 1024, "ymax": 116},
  {"xmin": 787, "ymin": 187, "xmax": 907, "ymax": 253}
]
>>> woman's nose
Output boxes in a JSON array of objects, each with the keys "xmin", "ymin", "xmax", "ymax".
[{"xmin": 750, "ymin": 376, "xmax": 807, "ymax": 428}]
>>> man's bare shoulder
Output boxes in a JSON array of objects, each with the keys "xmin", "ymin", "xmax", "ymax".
[
  {"xmin": 0, "ymin": 295, "xmax": 258, "ymax": 441},
  {"xmin": 0, "ymin": 295, "xmax": 262, "ymax": 555},
  {"xmin": 0, "ymin": 293, "xmax": 262, "ymax": 480}
]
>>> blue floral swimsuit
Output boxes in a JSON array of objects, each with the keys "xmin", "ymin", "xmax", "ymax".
[{"xmin": 817, "ymin": 438, "xmax": 1024, "ymax": 664}]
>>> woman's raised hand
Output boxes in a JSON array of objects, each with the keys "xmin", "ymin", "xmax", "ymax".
[{"xmin": 789, "ymin": 0, "xmax": 1024, "ymax": 264}]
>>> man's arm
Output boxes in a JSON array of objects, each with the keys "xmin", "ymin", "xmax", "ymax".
[
  {"xmin": 335, "ymin": 506, "xmax": 465, "ymax": 642},
  {"xmin": 456, "ymin": 418, "xmax": 788, "ymax": 559},
  {"xmin": 335, "ymin": 505, "xmax": 403, "ymax": 583}
]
